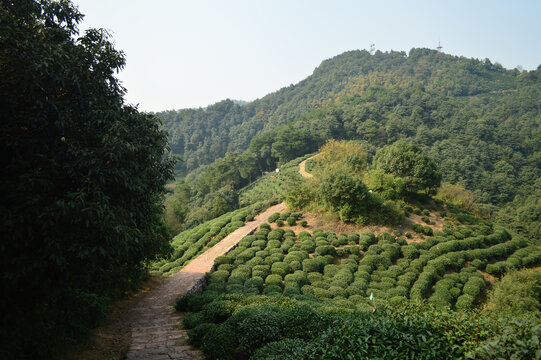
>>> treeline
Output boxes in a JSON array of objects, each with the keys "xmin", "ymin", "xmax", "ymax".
[
  {"xmin": 164, "ymin": 129, "xmax": 320, "ymax": 232},
  {"xmin": 162, "ymin": 49, "xmax": 540, "ymax": 242},
  {"xmin": 159, "ymin": 48, "xmax": 522, "ymax": 175}
]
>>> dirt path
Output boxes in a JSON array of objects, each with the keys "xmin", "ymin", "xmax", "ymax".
[
  {"xmin": 124, "ymin": 202, "xmax": 287, "ymax": 360},
  {"xmin": 298, "ymin": 157, "xmax": 314, "ymax": 179}
]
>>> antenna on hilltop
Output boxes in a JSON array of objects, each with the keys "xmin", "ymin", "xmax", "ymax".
[
  {"xmin": 436, "ymin": 41, "xmax": 443, "ymax": 52},
  {"xmin": 369, "ymin": 43, "xmax": 375, "ymax": 55}
]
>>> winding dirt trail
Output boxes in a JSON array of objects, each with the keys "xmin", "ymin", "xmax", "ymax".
[
  {"xmin": 298, "ymin": 156, "xmax": 316, "ymax": 179},
  {"xmin": 124, "ymin": 202, "xmax": 287, "ymax": 360}
]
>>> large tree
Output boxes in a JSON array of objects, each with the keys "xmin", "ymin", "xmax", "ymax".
[
  {"xmin": 0, "ymin": 0, "xmax": 174, "ymax": 357},
  {"xmin": 373, "ymin": 140, "xmax": 442, "ymax": 195}
]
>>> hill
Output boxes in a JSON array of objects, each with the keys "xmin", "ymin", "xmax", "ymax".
[
  {"xmin": 161, "ymin": 49, "xmax": 541, "ymax": 242},
  {"xmin": 160, "ymin": 48, "xmax": 524, "ymax": 175},
  {"xmin": 166, "ymin": 152, "xmax": 541, "ymax": 359}
]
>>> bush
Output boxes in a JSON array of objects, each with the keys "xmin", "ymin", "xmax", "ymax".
[
  {"xmin": 286, "ymin": 217, "xmax": 297, "ymax": 226},
  {"xmin": 271, "ymin": 262, "xmax": 291, "ymax": 277},
  {"xmin": 301, "ymin": 285, "xmax": 315, "ymax": 295},
  {"xmin": 229, "ymin": 306, "xmax": 283, "ymax": 355},
  {"xmin": 188, "ymin": 323, "xmax": 218, "ymax": 347},
  {"xmin": 289, "ymin": 260, "xmax": 301, "ymax": 271},
  {"xmin": 252, "ymin": 265, "xmax": 271, "ymax": 279},
  {"xmin": 462, "ymin": 277, "xmax": 485, "ymax": 298},
  {"xmin": 251, "ymin": 339, "xmax": 310, "ymax": 360},
  {"xmin": 486, "ymin": 262, "xmax": 507, "ymax": 276},
  {"xmin": 245, "ymin": 277, "xmax": 265, "ymax": 292},
  {"xmin": 265, "ymin": 274, "xmax": 284, "ymax": 288},
  {"xmin": 279, "ymin": 212, "xmax": 292, "ymax": 220},
  {"xmin": 263, "ymin": 285, "xmax": 283, "ymax": 295},
  {"xmin": 283, "ymin": 286, "xmax": 300, "ymax": 297},
  {"xmin": 183, "ymin": 311, "xmax": 206, "ymax": 329},
  {"xmin": 201, "ymin": 324, "xmax": 237, "ymax": 360},
  {"xmin": 267, "ymin": 228, "xmax": 285, "ymax": 241},
  {"xmin": 268, "ymin": 213, "xmax": 280, "ymax": 223},
  {"xmin": 175, "ymin": 293, "xmax": 219, "ymax": 312},
  {"xmin": 315, "ymin": 245, "xmax": 336, "ymax": 256},
  {"xmin": 300, "ymin": 240, "xmax": 316, "ymax": 253},
  {"xmin": 455, "ymin": 294, "xmax": 475, "ymax": 310},
  {"xmin": 300, "ymin": 220, "xmax": 308, "ymax": 227},
  {"xmin": 412, "ymin": 223, "xmax": 424, "ymax": 234},
  {"xmin": 201, "ymin": 299, "xmax": 236, "ymax": 323},
  {"xmin": 214, "ymin": 255, "xmax": 233, "ymax": 266},
  {"xmin": 467, "ymin": 317, "xmax": 541, "ymax": 360},
  {"xmin": 276, "ymin": 219, "xmax": 284, "ymax": 227},
  {"xmin": 307, "ymin": 272, "xmax": 324, "ymax": 283},
  {"xmin": 486, "ymin": 269, "xmax": 541, "ymax": 315},
  {"xmin": 260, "ymin": 223, "xmax": 271, "ymax": 231},
  {"xmin": 324, "ymin": 264, "xmax": 339, "ymax": 277}
]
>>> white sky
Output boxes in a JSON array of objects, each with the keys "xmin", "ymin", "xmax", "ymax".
[{"xmin": 75, "ymin": 0, "xmax": 541, "ymax": 112}]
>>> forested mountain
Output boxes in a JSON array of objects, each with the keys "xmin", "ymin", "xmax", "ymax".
[
  {"xmin": 160, "ymin": 48, "xmax": 524, "ymax": 175},
  {"xmin": 162, "ymin": 49, "xmax": 540, "ymax": 241}
]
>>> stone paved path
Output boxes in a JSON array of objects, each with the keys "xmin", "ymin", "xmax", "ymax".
[{"xmin": 125, "ymin": 202, "xmax": 287, "ymax": 360}]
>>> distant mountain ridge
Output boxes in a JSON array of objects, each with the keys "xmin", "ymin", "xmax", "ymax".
[{"xmin": 159, "ymin": 48, "xmax": 525, "ymax": 175}]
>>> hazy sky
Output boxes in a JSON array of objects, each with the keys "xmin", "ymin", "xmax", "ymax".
[{"xmin": 75, "ymin": 0, "xmax": 541, "ymax": 112}]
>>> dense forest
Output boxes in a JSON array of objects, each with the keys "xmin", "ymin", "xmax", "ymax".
[{"xmin": 163, "ymin": 49, "xmax": 541, "ymax": 243}]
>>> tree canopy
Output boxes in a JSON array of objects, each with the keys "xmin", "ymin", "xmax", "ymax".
[
  {"xmin": 373, "ymin": 141, "xmax": 442, "ymax": 195},
  {"xmin": 0, "ymin": 0, "xmax": 174, "ymax": 357}
]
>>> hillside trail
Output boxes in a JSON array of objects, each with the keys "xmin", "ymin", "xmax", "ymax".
[
  {"xmin": 298, "ymin": 155, "xmax": 316, "ymax": 179},
  {"xmin": 124, "ymin": 202, "xmax": 287, "ymax": 360}
]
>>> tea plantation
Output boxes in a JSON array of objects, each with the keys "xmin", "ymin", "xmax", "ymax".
[
  {"xmin": 151, "ymin": 202, "xmax": 272, "ymax": 275},
  {"xmin": 202, "ymin": 218, "xmax": 539, "ymax": 309},
  {"xmin": 176, "ymin": 213, "xmax": 541, "ymax": 359}
]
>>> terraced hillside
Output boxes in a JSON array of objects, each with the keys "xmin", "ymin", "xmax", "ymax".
[
  {"xmin": 199, "ymin": 215, "xmax": 539, "ymax": 310},
  {"xmin": 175, "ymin": 203, "xmax": 541, "ymax": 359}
]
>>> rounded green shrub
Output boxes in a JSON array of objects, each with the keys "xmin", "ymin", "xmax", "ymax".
[
  {"xmin": 279, "ymin": 212, "xmax": 291, "ymax": 220},
  {"xmin": 307, "ymin": 272, "xmax": 324, "ymax": 284},
  {"xmin": 265, "ymin": 274, "xmax": 283, "ymax": 287},
  {"xmin": 315, "ymin": 245, "xmax": 336, "ymax": 256},
  {"xmin": 245, "ymin": 276, "xmax": 264, "ymax": 292},
  {"xmin": 455, "ymin": 294, "xmax": 475, "ymax": 310},
  {"xmin": 252, "ymin": 264, "xmax": 270, "ymax": 279},
  {"xmin": 263, "ymin": 285, "xmax": 283, "ymax": 295},
  {"xmin": 300, "ymin": 240, "xmax": 316, "ymax": 253},
  {"xmin": 188, "ymin": 322, "xmax": 218, "ymax": 347},
  {"xmin": 268, "ymin": 213, "xmax": 280, "ymax": 223},
  {"xmin": 303, "ymin": 259, "xmax": 323, "ymax": 273},
  {"xmin": 214, "ymin": 255, "xmax": 233, "ymax": 266},
  {"xmin": 271, "ymin": 262, "xmax": 291, "ymax": 277}
]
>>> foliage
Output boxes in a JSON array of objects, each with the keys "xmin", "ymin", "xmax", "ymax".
[
  {"xmin": 0, "ymin": 1, "xmax": 174, "ymax": 357},
  {"xmin": 485, "ymin": 269, "xmax": 541, "ymax": 315},
  {"xmin": 309, "ymin": 139, "xmax": 371, "ymax": 177},
  {"xmin": 436, "ymin": 183, "xmax": 479, "ymax": 214},
  {"xmin": 317, "ymin": 170, "xmax": 375, "ymax": 222},
  {"xmin": 180, "ymin": 291, "xmax": 539, "ymax": 360},
  {"xmin": 151, "ymin": 205, "xmax": 263, "ymax": 275},
  {"xmin": 466, "ymin": 316, "xmax": 541, "ymax": 360},
  {"xmin": 373, "ymin": 140, "xmax": 442, "ymax": 194}
]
